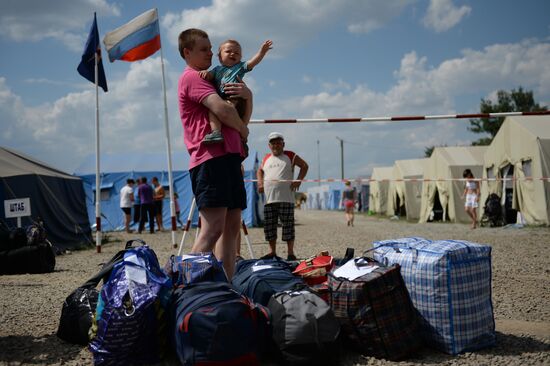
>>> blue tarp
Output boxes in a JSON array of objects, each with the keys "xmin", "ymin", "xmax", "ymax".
[
  {"xmin": 75, "ymin": 151, "xmax": 260, "ymax": 232},
  {"xmin": 306, "ymin": 182, "xmax": 345, "ymax": 210}
]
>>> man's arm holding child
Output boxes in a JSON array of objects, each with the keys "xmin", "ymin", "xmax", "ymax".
[
  {"xmin": 202, "ymin": 82, "xmax": 251, "ymax": 139},
  {"xmin": 247, "ymin": 40, "xmax": 273, "ymax": 70}
]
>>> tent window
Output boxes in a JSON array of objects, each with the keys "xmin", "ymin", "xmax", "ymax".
[
  {"xmin": 522, "ymin": 160, "xmax": 532, "ymax": 177},
  {"xmin": 92, "ymin": 188, "xmax": 111, "ymax": 202},
  {"xmin": 486, "ymin": 167, "xmax": 495, "ymax": 179}
]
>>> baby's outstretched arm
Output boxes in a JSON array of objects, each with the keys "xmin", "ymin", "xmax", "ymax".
[
  {"xmin": 247, "ymin": 40, "xmax": 273, "ymax": 70},
  {"xmin": 198, "ymin": 70, "xmax": 214, "ymax": 81}
]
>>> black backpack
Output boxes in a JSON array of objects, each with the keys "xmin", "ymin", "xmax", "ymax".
[
  {"xmin": 268, "ymin": 288, "xmax": 341, "ymax": 365},
  {"xmin": 485, "ymin": 194, "xmax": 501, "ymax": 216},
  {"xmin": 484, "ymin": 193, "xmax": 503, "ymax": 226}
]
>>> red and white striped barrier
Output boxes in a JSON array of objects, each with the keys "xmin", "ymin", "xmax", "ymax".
[
  {"xmin": 245, "ymin": 177, "xmax": 550, "ymax": 183},
  {"xmin": 249, "ymin": 111, "xmax": 550, "ymax": 124}
]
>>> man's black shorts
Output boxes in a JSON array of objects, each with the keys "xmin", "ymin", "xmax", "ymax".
[
  {"xmin": 190, "ymin": 153, "xmax": 247, "ymax": 210},
  {"xmin": 121, "ymin": 207, "xmax": 131, "ymax": 215},
  {"xmin": 154, "ymin": 200, "xmax": 163, "ymax": 214}
]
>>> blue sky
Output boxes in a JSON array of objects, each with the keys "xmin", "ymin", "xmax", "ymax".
[{"xmin": 1, "ymin": 0, "xmax": 549, "ymax": 182}]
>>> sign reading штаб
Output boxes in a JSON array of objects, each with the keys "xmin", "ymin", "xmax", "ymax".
[{"xmin": 4, "ymin": 198, "xmax": 31, "ymax": 218}]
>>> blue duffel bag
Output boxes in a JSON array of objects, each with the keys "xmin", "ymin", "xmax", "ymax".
[
  {"xmin": 89, "ymin": 240, "xmax": 172, "ymax": 365},
  {"xmin": 373, "ymin": 237, "xmax": 495, "ymax": 355},
  {"xmin": 171, "ymin": 281, "xmax": 272, "ymax": 365},
  {"xmin": 231, "ymin": 258, "xmax": 304, "ymax": 306}
]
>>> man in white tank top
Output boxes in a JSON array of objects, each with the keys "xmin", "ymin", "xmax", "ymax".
[{"xmin": 257, "ymin": 132, "xmax": 309, "ymax": 260}]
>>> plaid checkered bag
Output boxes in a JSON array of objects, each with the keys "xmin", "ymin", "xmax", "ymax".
[
  {"xmin": 328, "ymin": 258, "xmax": 422, "ymax": 360},
  {"xmin": 373, "ymin": 238, "xmax": 495, "ymax": 355}
]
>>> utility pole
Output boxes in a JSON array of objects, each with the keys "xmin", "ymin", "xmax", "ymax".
[
  {"xmin": 317, "ymin": 140, "xmax": 321, "ymax": 186},
  {"xmin": 335, "ymin": 136, "xmax": 344, "ymax": 180}
]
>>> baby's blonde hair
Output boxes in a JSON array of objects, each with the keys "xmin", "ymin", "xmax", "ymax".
[{"xmin": 218, "ymin": 39, "xmax": 242, "ymax": 55}]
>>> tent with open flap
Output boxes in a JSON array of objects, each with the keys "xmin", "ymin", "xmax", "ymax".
[
  {"xmin": 480, "ymin": 115, "xmax": 550, "ymax": 225},
  {"xmin": 419, "ymin": 146, "xmax": 487, "ymax": 223},
  {"xmin": 387, "ymin": 158, "xmax": 428, "ymax": 221},
  {"xmin": 368, "ymin": 166, "xmax": 393, "ymax": 215}
]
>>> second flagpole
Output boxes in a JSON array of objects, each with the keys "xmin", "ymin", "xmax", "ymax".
[{"xmin": 158, "ymin": 22, "xmax": 177, "ymax": 248}]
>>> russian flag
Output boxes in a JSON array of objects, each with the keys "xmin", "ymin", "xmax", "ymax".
[{"xmin": 103, "ymin": 8, "xmax": 161, "ymax": 62}]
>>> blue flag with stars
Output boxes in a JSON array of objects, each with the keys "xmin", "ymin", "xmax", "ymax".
[{"xmin": 77, "ymin": 13, "xmax": 108, "ymax": 92}]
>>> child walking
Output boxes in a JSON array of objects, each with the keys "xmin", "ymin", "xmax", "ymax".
[{"xmin": 462, "ymin": 169, "xmax": 480, "ymax": 229}]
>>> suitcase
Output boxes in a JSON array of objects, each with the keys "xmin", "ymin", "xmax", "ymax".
[
  {"xmin": 373, "ymin": 237, "xmax": 495, "ymax": 355},
  {"xmin": 328, "ymin": 257, "xmax": 422, "ymax": 360}
]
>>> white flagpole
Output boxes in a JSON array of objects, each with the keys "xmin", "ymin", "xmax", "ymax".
[
  {"xmin": 158, "ymin": 18, "xmax": 177, "ymax": 248},
  {"xmin": 94, "ymin": 50, "xmax": 102, "ymax": 253}
]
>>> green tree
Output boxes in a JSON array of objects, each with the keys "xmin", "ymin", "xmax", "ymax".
[{"xmin": 469, "ymin": 87, "xmax": 547, "ymax": 145}]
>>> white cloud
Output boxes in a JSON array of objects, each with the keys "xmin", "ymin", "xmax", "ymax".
[
  {"xmin": 0, "ymin": 0, "xmax": 120, "ymax": 51},
  {"xmin": 0, "ymin": 58, "xmax": 184, "ymax": 172},
  {"xmin": 2, "ymin": 37, "xmax": 549, "ymax": 178},
  {"xmin": 162, "ymin": 0, "xmax": 412, "ymax": 55},
  {"xmin": 422, "ymin": 0, "xmax": 471, "ymax": 33},
  {"xmin": 252, "ymin": 38, "xmax": 550, "ymax": 177},
  {"xmin": 261, "ymin": 39, "xmax": 550, "ymax": 119}
]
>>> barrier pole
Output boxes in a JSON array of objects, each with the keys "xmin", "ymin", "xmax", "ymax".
[
  {"xmin": 241, "ymin": 220, "xmax": 254, "ymax": 258},
  {"xmin": 177, "ymin": 198, "xmax": 196, "ymax": 255}
]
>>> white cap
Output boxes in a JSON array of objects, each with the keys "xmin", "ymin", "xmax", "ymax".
[{"xmin": 268, "ymin": 132, "xmax": 284, "ymax": 141}]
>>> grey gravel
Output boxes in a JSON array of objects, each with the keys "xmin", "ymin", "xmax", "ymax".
[{"xmin": 0, "ymin": 209, "xmax": 549, "ymax": 365}]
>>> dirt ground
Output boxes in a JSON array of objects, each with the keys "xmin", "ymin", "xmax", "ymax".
[{"xmin": 0, "ymin": 209, "xmax": 549, "ymax": 365}]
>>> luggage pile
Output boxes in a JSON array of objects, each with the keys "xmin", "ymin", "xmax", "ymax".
[
  {"xmin": 0, "ymin": 219, "xmax": 56, "ymax": 275},
  {"xmin": 56, "ymin": 237, "xmax": 495, "ymax": 365}
]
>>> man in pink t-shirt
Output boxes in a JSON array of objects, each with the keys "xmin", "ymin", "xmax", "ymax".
[{"xmin": 177, "ymin": 28, "xmax": 251, "ymax": 279}]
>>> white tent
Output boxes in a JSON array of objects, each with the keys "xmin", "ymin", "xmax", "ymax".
[
  {"xmin": 387, "ymin": 158, "xmax": 428, "ymax": 221},
  {"xmin": 419, "ymin": 146, "xmax": 487, "ymax": 223},
  {"xmin": 368, "ymin": 166, "xmax": 393, "ymax": 214},
  {"xmin": 480, "ymin": 115, "xmax": 550, "ymax": 225}
]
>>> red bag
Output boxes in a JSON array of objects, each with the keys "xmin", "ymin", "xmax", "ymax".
[{"xmin": 292, "ymin": 251, "xmax": 334, "ymax": 286}]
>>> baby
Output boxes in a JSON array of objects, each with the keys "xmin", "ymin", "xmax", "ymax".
[{"xmin": 199, "ymin": 39, "xmax": 273, "ymax": 144}]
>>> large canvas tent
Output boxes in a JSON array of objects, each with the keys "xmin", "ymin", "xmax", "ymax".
[
  {"xmin": 480, "ymin": 115, "xmax": 550, "ymax": 225},
  {"xmin": 75, "ymin": 151, "xmax": 261, "ymax": 231},
  {"xmin": 368, "ymin": 166, "xmax": 393, "ymax": 214},
  {"xmin": 419, "ymin": 146, "xmax": 487, "ymax": 223},
  {"xmin": 387, "ymin": 158, "xmax": 428, "ymax": 221},
  {"xmin": 0, "ymin": 147, "xmax": 92, "ymax": 249}
]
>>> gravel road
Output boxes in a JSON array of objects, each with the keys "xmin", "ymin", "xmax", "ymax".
[{"xmin": 0, "ymin": 209, "xmax": 548, "ymax": 365}]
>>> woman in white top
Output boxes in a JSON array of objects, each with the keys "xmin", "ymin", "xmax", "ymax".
[{"xmin": 462, "ymin": 169, "xmax": 480, "ymax": 229}]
